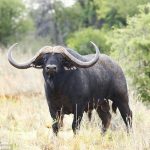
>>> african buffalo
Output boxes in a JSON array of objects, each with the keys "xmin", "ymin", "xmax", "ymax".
[{"xmin": 8, "ymin": 42, "xmax": 132, "ymax": 135}]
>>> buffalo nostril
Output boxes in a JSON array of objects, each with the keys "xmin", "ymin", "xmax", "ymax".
[
  {"xmin": 46, "ymin": 66, "xmax": 49, "ymax": 70},
  {"xmin": 46, "ymin": 66, "xmax": 50, "ymax": 71},
  {"xmin": 53, "ymin": 66, "xmax": 56, "ymax": 70},
  {"xmin": 46, "ymin": 65, "xmax": 57, "ymax": 72}
]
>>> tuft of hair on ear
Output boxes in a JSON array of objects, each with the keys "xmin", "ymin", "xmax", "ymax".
[
  {"xmin": 63, "ymin": 59, "xmax": 76, "ymax": 70},
  {"xmin": 32, "ymin": 58, "xmax": 44, "ymax": 68}
]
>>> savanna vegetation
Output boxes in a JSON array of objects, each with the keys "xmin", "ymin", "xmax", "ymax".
[{"xmin": 0, "ymin": 0, "xmax": 150, "ymax": 149}]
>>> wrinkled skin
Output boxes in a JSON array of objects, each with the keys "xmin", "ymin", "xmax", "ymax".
[{"xmin": 34, "ymin": 53, "xmax": 132, "ymax": 135}]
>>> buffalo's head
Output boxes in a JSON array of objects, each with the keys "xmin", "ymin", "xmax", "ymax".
[{"xmin": 7, "ymin": 42, "xmax": 100, "ymax": 75}]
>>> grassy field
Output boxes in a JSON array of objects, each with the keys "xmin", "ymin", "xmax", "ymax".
[{"xmin": 0, "ymin": 51, "xmax": 149, "ymax": 150}]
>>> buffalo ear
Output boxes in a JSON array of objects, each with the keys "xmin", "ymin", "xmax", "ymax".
[
  {"xmin": 63, "ymin": 59, "xmax": 77, "ymax": 70},
  {"xmin": 32, "ymin": 56, "xmax": 44, "ymax": 69}
]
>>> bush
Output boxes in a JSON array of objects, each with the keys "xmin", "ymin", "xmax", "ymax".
[
  {"xmin": 66, "ymin": 28, "xmax": 109, "ymax": 54},
  {"xmin": 0, "ymin": 0, "xmax": 33, "ymax": 46},
  {"xmin": 94, "ymin": 0, "xmax": 150, "ymax": 27},
  {"xmin": 108, "ymin": 4, "xmax": 150, "ymax": 102}
]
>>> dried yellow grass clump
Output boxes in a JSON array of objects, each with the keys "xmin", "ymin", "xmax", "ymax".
[{"xmin": 0, "ymin": 51, "xmax": 149, "ymax": 150}]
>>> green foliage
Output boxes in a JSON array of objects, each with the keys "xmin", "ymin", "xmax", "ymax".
[
  {"xmin": 53, "ymin": 0, "xmax": 99, "ymax": 44},
  {"xmin": 76, "ymin": 0, "xmax": 98, "ymax": 27},
  {"xmin": 0, "ymin": 0, "xmax": 33, "ymax": 45},
  {"xmin": 53, "ymin": 2, "xmax": 84, "ymax": 42},
  {"xmin": 94, "ymin": 0, "xmax": 150, "ymax": 27},
  {"xmin": 66, "ymin": 27, "xmax": 109, "ymax": 54},
  {"xmin": 107, "ymin": 4, "xmax": 150, "ymax": 102}
]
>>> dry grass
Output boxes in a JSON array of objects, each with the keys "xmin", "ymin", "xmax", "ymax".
[{"xmin": 0, "ymin": 51, "xmax": 150, "ymax": 150}]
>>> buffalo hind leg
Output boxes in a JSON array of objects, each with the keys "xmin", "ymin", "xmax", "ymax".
[
  {"xmin": 72, "ymin": 104, "xmax": 84, "ymax": 134},
  {"xmin": 117, "ymin": 101, "xmax": 132, "ymax": 132},
  {"xmin": 96, "ymin": 101, "xmax": 111, "ymax": 133}
]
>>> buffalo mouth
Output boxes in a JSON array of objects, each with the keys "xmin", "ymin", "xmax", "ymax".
[
  {"xmin": 46, "ymin": 69, "xmax": 57, "ymax": 78},
  {"xmin": 47, "ymin": 72, "xmax": 55, "ymax": 80}
]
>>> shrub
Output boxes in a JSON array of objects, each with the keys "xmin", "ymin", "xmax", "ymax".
[
  {"xmin": 108, "ymin": 4, "xmax": 150, "ymax": 102},
  {"xmin": 66, "ymin": 27, "xmax": 109, "ymax": 54},
  {"xmin": 0, "ymin": 0, "xmax": 33, "ymax": 46}
]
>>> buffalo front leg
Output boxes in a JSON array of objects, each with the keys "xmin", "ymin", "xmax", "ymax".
[
  {"xmin": 52, "ymin": 111, "xmax": 64, "ymax": 135},
  {"xmin": 72, "ymin": 104, "xmax": 84, "ymax": 134},
  {"xmin": 51, "ymin": 111, "xmax": 64, "ymax": 135},
  {"xmin": 48, "ymin": 107, "xmax": 64, "ymax": 135},
  {"xmin": 50, "ymin": 109, "xmax": 59, "ymax": 135}
]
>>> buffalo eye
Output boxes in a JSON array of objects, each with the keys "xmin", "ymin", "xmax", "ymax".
[
  {"xmin": 58, "ymin": 56, "xmax": 64, "ymax": 63},
  {"xmin": 44, "ymin": 58, "xmax": 47, "ymax": 63},
  {"xmin": 43, "ymin": 55, "xmax": 48, "ymax": 63}
]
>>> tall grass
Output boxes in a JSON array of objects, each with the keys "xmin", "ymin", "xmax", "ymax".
[
  {"xmin": 0, "ymin": 51, "xmax": 149, "ymax": 150},
  {"xmin": 0, "ymin": 48, "xmax": 43, "ymax": 97}
]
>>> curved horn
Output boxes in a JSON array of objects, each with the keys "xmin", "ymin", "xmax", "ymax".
[
  {"xmin": 7, "ymin": 43, "xmax": 52, "ymax": 69},
  {"xmin": 63, "ymin": 41, "xmax": 100, "ymax": 68}
]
